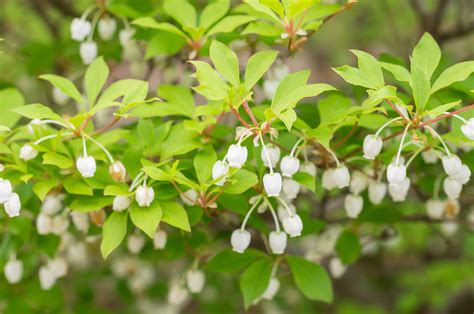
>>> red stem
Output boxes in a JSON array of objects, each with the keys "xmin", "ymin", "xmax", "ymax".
[
  {"xmin": 386, "ymin": 99, "xmax": 409, "ymax": 121},
  {"xmin": 417, "ymin": 103, "xmax": 474, "ymax": 128},
  {"xmin": 230, "ymin": 107, "xmax": 252, "ymax": 129},
  {"xmin": 242, "ymin": 100, "xmax": 259, "ymax": 128}
]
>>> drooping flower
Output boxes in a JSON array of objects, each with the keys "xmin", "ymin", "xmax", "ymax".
[
  {"xmin": 441, "ymin": 155, "xmax": 462, "ymax": 177},
  {"xmin": 426, "ymin": 199, "xmax": 445, "ymax": 219},
  {"xmin": 186, "ymin": 269, "xmax": 205, "ymax": 293},
  {"xmin": 388, "ymin": 178, "xmax": 411, "ymax": 202},
  {"xmin": 261, "ymin": 144, "xmax": 281, "ymax": 168},
  {"xmin": 443, "ymin": 177, "xmax": 462, "ymax": 200},
  {"xmin": 269, "ymin": 231, "xmax": 287, "ymax": 254},
  {"xmin": 280, "ymin": 156, "xmax": 300, "ymax": 177},
  {"xmin": 98, "ymin": 17, "xmax": 117, "ymax": 40},
  {"xmin": 76, "ymin": 155, "xmax": 97, "ymax": 178},
  {"xmin": 261, "ymin": 277, "xmax": 280, "ymax": 300},
  {"xmin": 333, "ymin": 165, "xmax": 350, "ymax": 188},
  {"xmin": 386, "ymin": 163, "xmax": 406, "ymax": 185},
  {"xmin": 368, "ymin": 181, "xmax": 387, "ymax": 204},
  {"xmin": 230, "ymin": 229, "xmax": 251, "ymax": 253},
  {"xmin": 109, "ymin": 161, "xmax": 127, "ymax": 182},
  {"xmin": 4, "ymin": 255, "xmax": 23, "ymax": 284},
  {"xmin": 282, "ymin": 214, "xmax": 303, "ymax": 237},
  {"xmin": 113, "ymin": 196, "xmax": 131, "ymax": 211},
  {"xmin": 4, "ymin": 193, "xmax": 21, "ymax": 217},
  {"xmin": 344, "ymin": 194, "xmax": 363, "ymax": 218},
  {"xmin": 0, "ymin": 179, "xmax": 13, "ymax": 204},
  {"xmin": 153, "ymin": 230, "xmax": 167, "ymax": 250},
  {"xmin": 263, "ymin": 172, "xmax": 282, "ymax": 197},
  {"xmin": 300, "ymin": 161, "xmax": 317, "ymax": 176},
  {"xmin": 227, "ymin": 144, "xmax": 248, "ymax": 168},
  {"xmin": 212, "ymin": 160, "xmax": 229, "ymax": 186},
  {"xmin": 79, "ymin": 41, "xmax": 98, "ymax": 65},
  {"xmin": 180, "ymin": 189, "xmax": 198, "ymax": 206},
  {"xmin": 70, "ymin": 18, "xmax": 92, "ymax": 41},
  {"xmin": 282, "ymin": 178, "xmax": 300, "ymax": 200},
  {"xmin": 460, "ymin": 118, "xmax": 474, "ymax": 140},
  {"xmin": 362, "ymin": 135, "xmax": 383, "ymax": 160},
  {"xmin": 19, "ymin": 144, "xmax": 38, "ymax": 161},
  {"xmin": 135, "ymin": 186, "xmax": 154, "ymax": 207}
]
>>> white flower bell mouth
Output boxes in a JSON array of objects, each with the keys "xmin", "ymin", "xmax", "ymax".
[
  {"xmin": 0, "ymin": 179, "xmax": 13, "ymax": 203},
  {"xmin": 282, "ymin": 214, "xmax": 303, "ymax": 237},
  {"xmin": 76, "ymin": 155, "xmax": 97, "ymax": 178},
  {"xmin": 186, "ymin": 269, "xmax": 205, "ymax": 293},
  {"xmin": 363, "ymin": 135, "xmax": 383, "ymax": 160},
  {"xmin": 4, "ymin": 255, "xmax": 23, "ymax": 284},
  {"xmin": 282, "ymin": 178, "xmax": 300, "ymax": 199},
  {"xmin": 227, "ymin": 144, "xmax": 248, "ymax": 168},
  {"xmin": 263, "ymin": 172, "xmax": 282, "ymax": 197},
  {"xmin": 98, "ymin": 17, "xmax": 117, "ymax": 40},
  {"xmin": 333, "ymin": 165, "xmax": 350, "ymax": 188},
  {"xmin": 109, "ymin": 161, "xmax": 127, "ymax": 182},
  {"xmin": 135, "ymin": 186, "xmax": 155, "ymax": 207},
  {"xmin": 19, "ymin": 144, "xmax": 38, "ymax": 161},
  {"xmin": 460, "ymin": 118, "xmax": 474, "ymax": 140},
  {"xmin": 441, "ymin": 155, "xmax": 462, "ymax": 177},
  {"xmin": 344, "ymin": 194, "xmax": 363, "ymax": 218},
  {"xmin": 80, "ymin": 41, "xmax": 98, "ymax": 65},
  {"xmin": 261, "ymin": 144, "xmax": 281, "ymax": 168},
  {"xmin": 4, "ymin": 193, "xmax": 21, "ymax": 217},
  {"xmin": 70, "ymin": 18, "xmax": 92, "ymax": 41},
  {"xmin": 387, "ymin": 163, "xmax": 406, "ymax": 185},
  {"xmin": 443, "ymin": 177, "xmax": 462, "ymax": 200},
  {"xmin": 231, "ymin": 229, "xmax": 251, "ymax": 253},
  {"xmin": 453, "ymin": 164, "xmax": 471, "ymax": 185},
  {"xmin": 388, "ymin": 178, "xmax": 411, "ymax": 202},
  {"xmin": 212, "ymin": 160, "xmax": 229, "ymax": 186},
  {"xmin": 113, "ymin": 196, "xmax": 131, "ymax": 211},
  {"xmin": 269, "ymin": 231, "xmax": 287, "ymax": 254},
  {"xmin": 280, "ymin": 156, "xmax": 300, "ymax": 177},
  {"xmin": 368, "ymin": 181, "xmax": 387, "ymax": 204}
]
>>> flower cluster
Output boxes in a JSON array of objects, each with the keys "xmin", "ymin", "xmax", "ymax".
[{"xmin": 0, "ymin": 177, "xmax": 21, "ymax": 218}]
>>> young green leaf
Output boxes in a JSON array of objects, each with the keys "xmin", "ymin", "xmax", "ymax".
[
  {"xmin": 225, "ymin": 169, "xmax": 258, "ymax": 194},
  {"xmin": 380, "ymin": 62, "xmax": 411, "ymax": 82},
  {"xmin": 190, "ymin": 61, "xmax": 229, "ymax": 100},
  {"xmin": 199, "ymin": 0, "xmax": 230, "ymax": 29},
  {"xmin": 69, "ymin": 196, "xmax": 113, "ymax": 213},
  {"xmin": 11, "ymin": 103, "xmax": 63, "ymax": 121},
  {"xmin": 194, "ymin": 147, "xmax": 217, "ymax": 184},
  {"xmin": 244, "ymin": 50, "xmax": 279, "ymax": 91},
  {"xmin": 206, "ymin": 15, "xmax": 256, "ymax": 36},
  {"xmin": 410, "ymin": 65, "xmax": 431, "ymax": 112},
  {"xmin": 207, "ymin": 249, "xmax": 264, "ymax": 273},
  {"xmin": 132, "ymin": 17, "xmax": 188, "ymax": 39},
  {"xmin": 101, "ymin": 211, "xmax": 128, "ymax": 259},
  {"xmin": 239, "ymin": 259, "xmax": 273, "ymax": 309},
  {"xmin": 130, "ymin": 202, "xmax": 163, "ymax": 238},
  {"xmin": 85, "ymin": 56, "xmax": 109, "ymax": 107},
  {"xmin": 431, "ymin": 61, "xmax": 474, "ymax": 94},
  {"xmin": 42, "ymin": 152, "xmax": 73, "ymax": 169},
  {"xmin": 32, "ymin": 178, "xmax": 58, "ymax": 201},
  {"xmin": 210, "ymin": 41, "xmax": 240, "ymax": 87},
  {"xmin": 272, "ymin": 70, "xmax": 310, "ymax": 107},
  {"xmin": 63, "ymin": 177, "xmax": 94, "ymax": 196},
  {"xmin": 411, "ymin": 32, "xmax": 441, "ymax": 80},
  {"xmin": 163, "ymin": 0, "xmax": 197, "ymax": 28},
  {"xmin": 335, "ymin": 230, "xmax": 361, "ymax": 264},
  {"xmin": 0, "ymin": 88, "xmax": 24, "ymax": 129},
  {"xmin": 160, "ymin": 201, "xmax": 191, "ymax": 231},
  {"xmin": 39, "ymin": 74, "xmax": 83, "ymax": 104}
]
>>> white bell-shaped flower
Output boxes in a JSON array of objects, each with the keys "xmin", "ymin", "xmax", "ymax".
[
  {"xmin": 322, "ymin": 169, "xmax": 336, "ymax": 190},
  {"xmin": 153, "ymin": 230, "xmax": 167, "ymax": 249},
  {"xmin": 180, "ymin": 189, "xmax": 198, "ymax": 206},
  {"xmin": 27, "ymin": 119, "xmax": 44, "ymax": 135},
  {"xmin": 4, "ymin": 256, "xmax": 23, "ymax": 284},
  {"xmin": 440, "ymin": 221, "xmax": 458, "ymax": 237},
  {"xmin": 39, "ymin": 265, "xmax": 57, "ymax": 290},
  {"xmin": 368, "ymin": 181, "xmax": 386, "ymax": 205},
  {"xmin": 71, "ymin": 211, "xmax": 89, "ymax": 233},
  {"xmin": 388, "ymin": 178, "xmax": 410, "ymax": 202},
  {"xmin": 168, "ymin": 282, "xmax": 189, "ymax": 305},
  {"xmin": 443, "ymin": 177, "xmax": 462, "ymax": 200},
  {"xmin": 349, "ymin": 171, "xmax": 368, "ymax": 194},
  {"xmin": 76, "ymin": 155, "xmax": 96, "ymax": 178},
  {"xmin": 70, "ymin": 18, "xmax": 91, "ymax": 41},
  {"xmin": 0, "ymin": 179, "xmax": 12, "ymax": 204},
  {"xmin": 452, "ymin": 164, "xmax": 471, "ymax": 185},
  {"xmin": 227, "ymin": 144, "xmax": 248, "ymax": 168},
  {"xmin": 421, "ymin": 149, "xmax": 438, "ymax": 164},
  {"xmin": 262, "ymin": 277, "xmax": 280, "ymax": 300},
  {"xmin": 329, "ymin": 257, "xmax": 347, "ymax": 279},
  {"xmin": 344, "ymin": 194, "xmax": 363, "ymax": 218},
  {"xmin": 230, "ymin": 229, "xmax": 251, "ymax": 253},
  {"xmin": 98, "ymin": 17, "xmax": 117, "ymax": 40},
  {"xmin": 113, "ymin": 195, "xmax": 131, "ymax": 211},
  {"xmin": 277, "ymin": 203, "xmax": 296, "ymax": 222},
  {"xmin": 280, "ymin": 156, "xmax": 300, "ymax": 177},
  {"xmin": 4, "ymin": 193, "xmax": 21, "ymax": 217},
  {"xmin": 19, "ymin": 144, "xmax": 38, "ymax": 161},
  {"xmin": 212, "ymin": 160, "xmax": 229, "ymax": 186},
  {"xmin": 263, "ymin": 172, "xmax": 282, "ymax": 197},
  {"xmin": 461, "ymin": 118, "xmax": 474, "ymax": 140},
  {"xmin": 79, "ymin": 41, "xmax": 98, "ymax": 65},
  {"xmin": 36, "ymin": 213, "xmax": 53, "ymax": 235},
  {"xmin": 41, "ymin": 195, "xmax": 63, "ymax": 215},
  {"xmin": 363, "ymin": 135, "xmax": 383, "ymax": 160},
  {"xmin": 426, "ymin": 199, "xmax": 445, "ymax": 219},
  {"xmin": 51, "ymin": 215, "xmax": 70, "ymax": 235},
  {"xmin": 47, "ymin": 257, "xmax": 68, "ymax": 278},
  {"xmin": 333, "ymin": 165, "xmax": 350, "ymax": 188},
  {"xmin": 441, "ymin": 155, "xmax": 462, "ymax": 177},
  {"xmin": 52, "ymin": 87, "xmax": 69, "ymax": 105},
  {"xmin": 300, "ymin": 161, "xmax": 316, "ymax": 176},
  {"xmin": 282, "ymin": 178, "xmax": 300, "ymax": 200},
  {"xmin": 109, "ymin": 160, "xmax": 127, "ymax": 182},
  {"xmin": 135, "ymin": 186, "xmax": 154, "ymax": 207},
  {"xmin": 282, "ymin": 214, "xmax": 303, "ymax": 237},
  {"xmin": 261, "ymin": 144, "xmax": 281, "ymax": 168},
  {"xmin": 386, "ymin": 163, "xmax": 406, "ymax": 185},
  {"xmin": 119, "ymin": 28, "xmax": 135, "ymax": 47},
  {"xmin": 127, "ymin": 233, "xmax": 146, "ymax": 254},
  {"xmin": 269, "ymin": 231, "xmax": 287, "ymax": 254},
  {"xmin": 186, "ymin": 269, "xmax": 205, "ymax": 293},
  {"xmin": 444, "ymin": 199, "xmax": 460, "ymax": 219}
]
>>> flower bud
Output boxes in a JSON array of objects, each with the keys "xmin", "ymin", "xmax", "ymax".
[
  {"xmin": 153, "ymin": 230, "xmax": 167, "ymax": 249},
  {"xmin": 41, "ymin": 194, "xmax": 63, "ymax": 215},
  {"xmin": 333, "ymin": 165, "xmax": 350, "ymax": 188},
  {"xmin": 443, "ymin": 177, "xmax": 462, "ymax": 200},
  {"xmin": 4, "ymin": 256, "xmax": 23, "ymax": 284},
  {"xmin": 4, "ymin": 193, "xmax": 21, "ymax": 217},
  {"xmin": 269, "ymin": 231, "xmax": 287, "ymax": 254},
  {"xmin": 388, "ymin": 178, "xmax": 410, "ymax": 202},
  {"xmin": 19, "ymin": 144, "xmax": 38, "ymax": 161},
  {"xmin": 98, "ymin": 17, "xmax": 117, "ymax": 40},
  {"xmin": 71, "ymin": 211, "xmax": 89, "ymax": 233},
  {"xmin": 39, "ymin": 265, "xmax": 56, "ymax": 290},
  {"xmin": 344, "ymin": 194, "xmax": 363, "ymax": 218},
  {"xmin": 460, "ymin": 118, "xmax": 474, "ymax": 140},
  {"xmin": 445, "ymin": 199, "xmax": 460, "ymax": 219},
  {"xmin": 109, "ymin": 161, "xmax": 127, "ymax": 182},
  {"xmin": 0, "ymin": 179, "xmax": 13, "ymax": 203},
  {"xmin": 52, "ymin": 87, "xmax": 69, "ymax": 105},
  {"xmin": 70, "ymin": 18, "xmax": 91, "ymax": 41},
  {"xmin": 329, "ymin": 257, "xmax": 347, "ymax": 279},
  {"xmin": 135, "ymin": 186, "xmax": 154, "ymax": 207},
  {"xmin": 282, "ymin": 214, "xmax": 303, "ymax": 237},
  {"xmin": 261, "ymin": 145, "xmax": 281, "ymax": 168},
  {"xmin": 230, "ymin": 229, "xmax": 251, "ymax": 253},
  {"xmin": 119, "ymin": 28, "xmax": 135, "ymax": 47},
  {"xmin": 277, "ymin": 203, "xmax": 296, "ymax": 222},
  {"xmin": 227, "ymin": 144, "xmax": 248, "ymax": 168},
  {"xmin": 322, "ymin": 169, "xmax": 336, "ymax": 190},
  {"xmin": 300, "ymin": 162, "xmax": 316, "ymax": 176},
  {"xmin": 186, "ymin": 269, "xmax": 205, "ymax": 293},
  {"xmin": 27, "ymin": 119, "xmax": 44, "ymax": 134},
  {"xmin": 282, "ymin": 178, "xmax": 300, "ymax": 200},
  {"xmin": 127, "ymin": 233, "xmax": 146, "ymax": 254},
  {"xmin": 212, "ymin": 160, "xmax": 229, "ymax": 186},
  {"xmin": 386, "ymin": 163, "xmax": 406, "ymax": 185},
  {"xmin": 262, "ymin": 277, "xmax": 280, "ymax": 300},
  {"xmin": 441, "ymin": 155, "xmax": 462, "ymax": 177},
  {"xmin": 426, "ymin": 199, "xmax": 445, "ymax": 219},
  {"xmin": 51, "ymin": 215, "xmax": 70, "ymax": 235},
  {"xmin": 363, "ymin": 135, "xmax": 383, "ymax": 160},
  {"xmin": 263, "ymin": 172, "xmax": 282, "ymax": 197},
  {"xmin": 368, "ymin": 181, "xmax": 387, "ymax": 204},
  {"xmin": 180, "ymin": 189, "xmax": 198, "ymax": 206},
  {"xmin": 421, "ymin": 149, "xmax": 438, "ymax": 164},
  {"xmin": 452, "ymin": 164, "xmax": 471, "ymax": 185},
  {"xmin": 47, "ymin": 257, "xmax": 68, "ymax": 278},
  {"xmin": 113, "ymin": 195, "xmax": 131, "ymax": 211},
  {"xmin": 280, "ymin": 156, "xmax": 300, "ymax": 177},
  {"xmin": 76, "ymin": 155, "xmax": 96, "ymax": 178},
  {"xmin": 349, "ymin": 171, "xmax": 368, "ymax": 194},
  {"xmin": 79, "ymin": 41, "xmax": 98, "ymax": 65},
  {"xmin": 37, "ymin": 213, "xmax": 53, "ymax": 235},
  {"xmin": 89, "ymin": 209, "xmax": 106, "ymax": 226}
]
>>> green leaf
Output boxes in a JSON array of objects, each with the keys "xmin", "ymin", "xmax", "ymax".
[
  {"xmin": 132, "ymin": 17, "xmax": 188, "ymax": 39},
  {"xmin": 156, "ymin": 85, "xmax": 195, "ymax": 117},
  {"xmin": 85, "ymin": 57, "xmax": 109, "ymax": 106},
  {"xmin": 130, "ymin": 202, "xmax": 163, "ymax": 238},
  {"xmin": 0, "ymin": 88, "xmax": 24, "ymax": 129},
  {"xmin": 163, "ymin": 0, "xmax": 197, "ymax": 28},
  {"xmin": 32, "ymin": 178, "xmax": 57, "ymax": 201},
  {"xmin": 209, "ymin": 41, "xmax": 240, "ymax": 87},
  {"xmin": 69, "ymin": 196, "xmax": 113, "ymax": 213},
  {"xmin": 380, "ymin": 62, "xmax": 411, "ymax": 82},
  {"xmin": 104, "ymin": 184, "xmax": 131, "ymax": 196},
  {"xmin": 200, "ymin": 0, "xmax": 230, "ymax": 29},
  {"xmin": 272, "ymin": 70, "xmax": 310, "ymax": 107},
  {"xmin": 410, "ymin": 65, "xmax": 431, "ymax": 112},
  {"xmin": 94, "ymin": 79, "xmax": 148, "ymax": 114},
  {"xmin": 207, "ymin": 249, "xmax": 264, "ymax": 273},
  {"xmin": 244, "ymin": 50, "xmax": 279, "ymax": 91},
  {"xmin": 63, "ymin": 177, "xmax": 93, "ymax": 196},
  {"xmin": 190, "ymin": 61, "xmax": 229, "ymax": 100},
  {"xmin": 244, "ymin": 0, "xmax": 281, "ymax": 23},
  {"xmin": 425, "ymin": 101, "xmax": 460, "ymax": 118},
  {"xmin": 333, "ymin": 65, "xmax": 375, "ymax": 89},
  {"xmin": 411, "ymin": 32, "xmax": 441, "ymax": 80},
  {"xmin": 286, "ymin": 255, "xmax": 333, "ymax": 303},
  {"xmin": 242, "ymin": 22, "xmax": 281, "ymax": 37},
  {"xmin": 289, "ymin": 0, "xmax": 318, "ymax": 18},
  {"xmin": 351, "ymin": 50, "xmax": 385, "ymax": 89},
  {"xmin": 431, "ymin": 61, "xmax": 474, "ymax": 94},
  {"xmin": 101, "ymin": 211, "xmax": 128, "ymax": 259},
  {"xmin": 225, "ymin": 169, "xmax": 258, "ymax": 194},
  {"xmin": 10, "ymin": 103, "xmax": 63, "ymax": 121},
  {"xmin": 240, "ymin": 259, "xmax": 273, "ymax": 309},
  {"xmin": 293, "ymin": 172, "xmax": 315, "ymax": 192},
  {"xmin": 160, "ymin": 123, "xmax": 201, "ymax": 160},
  {"xmin": 194, "ymin": 147, "xmax": 217, "ymax": 184},
  {"xmin": 39, "ymin": 74, "xmax": 83, "ymax": 104},
  {"xmin": 160, "ymin": 201, "xmax": 191, "ymax": 231},
  {"xmin": 272, "ymin": 83, "xmax": 336, "ymax": 113},
  {"xmin": 335, "ymin": 230, "xmax": 361, "ymax": 264},
  {"xmin": 206, "ymin": 15, "xmax": 256, "ymax": 36},
  {"xmin": 42, "ymin": 152, "xmax": 73, "ymax": 169}
]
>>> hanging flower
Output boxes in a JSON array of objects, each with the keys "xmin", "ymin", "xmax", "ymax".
[
  {"xmin": 263, "ymin": 173, "xmax": 282, "ymax": 197},
  {"xmin": 70, "ymin": 18, "xmax": 92, "ymax": 41},
  {"xmin": 280, "ymin": 156, "xmax": 300, "ymax": 177},
  {"xmin": 76, "ymin": 155, "xmax": 97, "ymax": 178},
  {"xmin": 362, "ymin": 135, "xmax": 383, "ymax": 160},
  {"xmin": 227, "ymin": 144, "xmax": 248, "ymax": 168},
  {"xmin": 212, "ymin": 161, "xmax": 229, "ymax": 186},
  {"xmin": 19, "ymin": 144, "xmax": 38, "ymax": 161},
  {"xmin": 135, "ymin": 186, "xmax": 154, "ymax": 207},
  {"xmin": 186, "ymin": 269, "xmax": 205, "ymax": 293},
  {"xmin": 269, "ymin": 231, "xmax": 287, "ymax": 254},
  {"xmin": 230, "ymin": 229, "xmax": 251, "ymax": 253}
]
